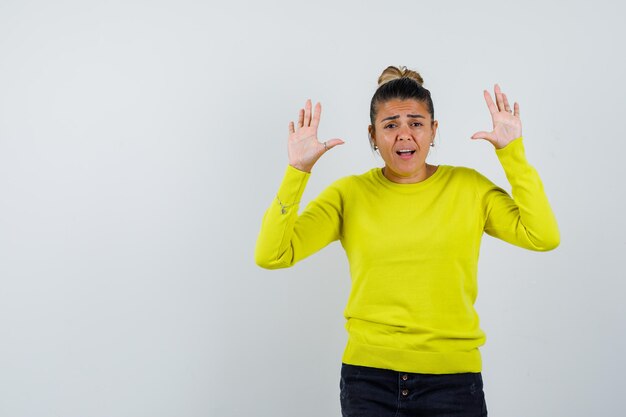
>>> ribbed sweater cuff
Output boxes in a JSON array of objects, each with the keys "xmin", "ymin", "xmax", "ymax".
[
  {"xmin": 276, "ymin": 165, "xmax": 311, "ymax": 209},
  {"xmin": 495, "ymin": 137, "xmax": 534, "ymax": 179},
  {"xmin": 495, "ymin": 137, "xmax": 526, "ymax": 165}
]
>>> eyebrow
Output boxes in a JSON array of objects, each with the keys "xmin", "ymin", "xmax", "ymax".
[{"xmin": 380, "ymin": 114, "xmax": 426, "ymax": 122}]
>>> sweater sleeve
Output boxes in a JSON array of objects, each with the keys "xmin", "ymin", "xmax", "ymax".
[
  {"xmin": 478, "ymin": 137, "xmax": 560, "ymax": 251},
  {"xmin": 254, "ymin": 165, "xmax": 343, "ymax": 269}
]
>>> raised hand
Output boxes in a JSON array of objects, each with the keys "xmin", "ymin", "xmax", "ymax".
[
  {"xmin": 288, "ymin": 99, "xmax": 344, "ymax": 172},
  {"xmin": 471, "ymin": 84, "xmax": 522, "ymax": 149}
]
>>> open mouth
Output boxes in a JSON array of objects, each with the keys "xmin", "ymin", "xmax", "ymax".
[{"xmin": 396, "ymin": 150, "xmax": 416, "ymax": 156}]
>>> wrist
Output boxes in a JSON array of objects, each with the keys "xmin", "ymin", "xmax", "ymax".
[
  {"xmin": 495, "ymin": 136, "xmax": 523, "ymax": 150},
  {"xmin": 289, "ymin": 162, "xmax": 313, "ymax": 173}
]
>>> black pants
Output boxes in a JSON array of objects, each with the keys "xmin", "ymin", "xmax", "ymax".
[{"xmin": 340, "ymin": 363, "xmax": 488, "ymax": 417}]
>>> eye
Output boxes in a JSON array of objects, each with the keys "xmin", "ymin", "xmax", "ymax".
[
  {"xmin": 384, "ymin": 123, "xmax": 397, "ymax": 129},
  {"xmin": 411, "ymin": 122, "xmax": 423, "ymax": 127}
]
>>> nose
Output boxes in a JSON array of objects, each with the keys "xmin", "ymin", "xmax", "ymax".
[{"xmin": 396, "ymin": 125, "xmax": 413, "ymax": 141}]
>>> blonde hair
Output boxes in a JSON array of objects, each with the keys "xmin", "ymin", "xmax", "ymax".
[{"xmin": 377, "ymin": 65, "xmax": 424, "ymax": 87}]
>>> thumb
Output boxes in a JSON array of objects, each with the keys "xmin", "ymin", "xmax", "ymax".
[
  {"xmin": 471, "ymin": 131, "xmax": 494, "ymax": 141},
  {"xmin": 324, "ymin": 138, "xmax": 345, "ymax": 151}
]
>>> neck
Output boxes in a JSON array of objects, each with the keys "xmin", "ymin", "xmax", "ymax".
[{"xmin": 382, "ymin": 164, "xmax": 437, "ymax": 184}]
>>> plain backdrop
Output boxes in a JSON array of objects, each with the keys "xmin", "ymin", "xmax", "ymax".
[{"xmin": 0, "ymin": 0, "xmax": 624, "ymax": 416}]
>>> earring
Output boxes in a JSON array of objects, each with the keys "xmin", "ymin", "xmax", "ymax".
[
  {"xmin": 374, "ymin": 145, "xmax": 378, "ymax": 150},
  {"xmin": 430, "ymin": 142, "xmax": 434, "ymax": 147}
]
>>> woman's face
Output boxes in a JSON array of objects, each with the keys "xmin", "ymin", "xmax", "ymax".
[{"xmin": 370, "ymin": 99, "xmax": 438, "ymax": 184}]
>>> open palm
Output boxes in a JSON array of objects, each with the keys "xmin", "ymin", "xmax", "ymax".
[
  {"xmin": 288, "ymin": 99, "xmax": 344, "ymax": 172},
  {"xmin": 471, "ymin": 84, "xmax": 522, "ymax": 149}
]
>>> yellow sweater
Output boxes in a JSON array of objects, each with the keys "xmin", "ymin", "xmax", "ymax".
[{"xmin": 255, "ymin": 137, "xmax": 559, "ymax": 374}]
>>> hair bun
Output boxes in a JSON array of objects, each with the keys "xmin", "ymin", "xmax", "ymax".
[{"xmin": 377, "ymin": 65, "xmax": 424, "ymax": 87}]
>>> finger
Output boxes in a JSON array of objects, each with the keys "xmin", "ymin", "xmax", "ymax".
[
  {"xmin": 503, "ymin": 93, "xmax": 512, "ymax": 113},
  {"xmin": 323, "ymin": 138, "xmax": 345, "ymax": 151},
  {"xmin": 483, "ymin": 90, "xmax": 498, "ymax": 115},
  {"xmin": 297, "ymin": 108, "xmax": 304, "ymax": 128},
  {"xmin": 514, "ymin": 102, "xmax": 520, "ymax": 117},
  {"xmin": 312, "ymin": 102, "xmax": 321, "ymax": 129},
  {"xmin": 289, "ymin": 121, "xmax": 295, "ymax": 134},
  {"xmin": 471, "ymin": 131, "xmax": 495, "ymax": 142},
  {"xmin": 494, "ymin": 84, "xmax": 505, "ymax": 112},
  {"xmin": 303, "ymin": 99, "xmax": 312, "ymax": 127}
]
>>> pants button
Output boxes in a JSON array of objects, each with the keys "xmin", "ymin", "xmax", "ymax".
[
  {"xmin": 401, "ymin": 374, "xmax": 408, "ymax": 381},
  {"xmin": 401, "ymin": 389, "xmax": 409, "ymax": 396}
]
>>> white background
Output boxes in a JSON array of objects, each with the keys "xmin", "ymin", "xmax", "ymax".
[{"xmin": 0, "ymin": 0, "xmax": 624, "ymax": 416}]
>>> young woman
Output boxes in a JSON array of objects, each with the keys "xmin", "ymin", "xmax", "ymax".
[{"xmin": 255, "ymin": 66, "xmax": 559, "ymax": 417}]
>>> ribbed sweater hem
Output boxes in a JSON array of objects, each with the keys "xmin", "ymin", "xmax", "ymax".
[{"xmin": 341, "ymin": 339, "xmax": 482, "ymax": 374}]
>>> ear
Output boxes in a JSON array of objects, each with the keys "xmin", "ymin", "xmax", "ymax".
[
  {"xmin": 368, "ymin": 125, "xmax": 376, "ymax": 147},
  {"xmin": 431, "ymin": 120, "xmax": 438, "ymax": 141}
]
